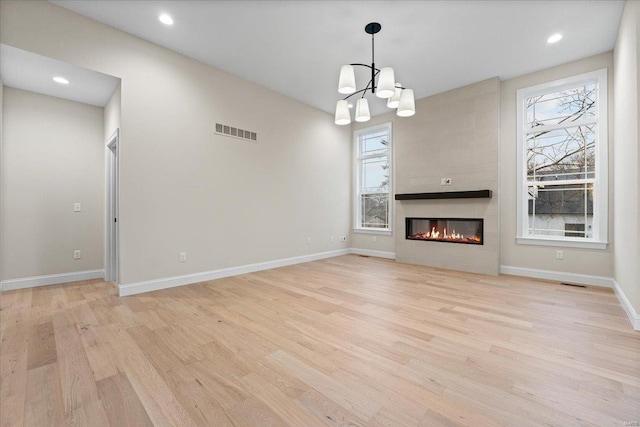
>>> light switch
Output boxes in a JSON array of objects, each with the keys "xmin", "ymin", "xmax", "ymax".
[{"xmin": 74, "ymin": 203, "xmax": 82, "ymax": 212}]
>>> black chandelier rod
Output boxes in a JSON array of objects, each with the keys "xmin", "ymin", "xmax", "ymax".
[
  {"xmin": 340, "ymin": 23, "xmax": 407, "ymax": 101},
  {"xmin": 371, "ymin": 29, "xmax": 376, "ymax": 95}
]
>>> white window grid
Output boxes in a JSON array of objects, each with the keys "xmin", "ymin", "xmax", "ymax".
[
  {"xmin": 354, "ymin": 123, "xmax": 393, "ymax": 233},
  {"xmin": 516, "ymin": 69, "xmax": 608, "ymax": 249}
]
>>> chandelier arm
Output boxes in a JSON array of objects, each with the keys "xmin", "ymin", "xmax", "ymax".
[
  {"xmin": 340, "ymin": 66, "xmax": 381, "ymax": 100},
  {"xmin": 349, "ymin": 63, "xmax": 380, "ymax": 72},
  {"xmin": 341, "ymin": 87, "xmax": 370, "ymax": 100},
  {"xmin": 341, "ymin": 73, "xmax": 381, "ymax": 100},
  {"xmin": 341, "ymin": 84, "xmax": 409, "ymax": 101},
  {"xmin": 362, "ymin": 78, "xmax": 374, "ymax": 99}
]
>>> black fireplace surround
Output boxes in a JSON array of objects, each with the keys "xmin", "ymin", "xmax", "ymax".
[{"xmin": 406, "ymin": 217, "xmax": 484, "ymax": 245}]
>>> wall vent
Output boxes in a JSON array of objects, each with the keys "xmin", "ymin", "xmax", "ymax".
[{"xmin": 215, "ymin": 123, "xmax": 257, "ymax": 142}]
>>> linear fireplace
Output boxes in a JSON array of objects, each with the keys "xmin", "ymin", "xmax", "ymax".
[{"xmin": 406, "ymin": 217, "xmax": 484, "ymax": 245}]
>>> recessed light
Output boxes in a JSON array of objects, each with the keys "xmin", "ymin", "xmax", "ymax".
[
  {"xmin": 547, "ymin": 33, "xmax": 563, "ymax": 44},
  {"xmin": 53, "ymin": 76, "xmax": 69, "ymax": 85},
  {"xmin": 159, "ymin": 13, "xmax": 174, "ymax": 26}
]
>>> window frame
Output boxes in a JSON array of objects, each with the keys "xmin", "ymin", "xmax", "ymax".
[
  {"xmin": 516, "ymin": 69, "xmax": 608, "ymax": 250},
  {"xmin": 353, "ymin": 122, "xmax": 393, "ymax": 235}
]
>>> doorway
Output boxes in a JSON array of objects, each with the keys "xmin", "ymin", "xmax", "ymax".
[{"xmin": 106, "ymin": 129, "xmax": 119, "ymax": 284}]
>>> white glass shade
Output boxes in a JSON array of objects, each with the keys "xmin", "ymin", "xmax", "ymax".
[
  {"xmin": 334, "ymin": 100, "xmax": 351, "ymax": 125},
  {"xmin": 338, "ymin": 65, "xmax": 356, "ymax": 94},
  {"xmin": 387, "ymin": 84, "xmax": 402, "ymax": 108},
  {"xmin": 376, "ymin": 67, "xmax": 396, "ymax": 98},
  {"xmin": 397, "ymin": 89, "xmax": 415, "ymax": 117},
  {"xmin": 355, "ymin": 98, "xmax": 371, "ymax": 122}
]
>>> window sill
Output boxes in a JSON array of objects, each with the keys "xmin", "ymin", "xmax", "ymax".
[
  {"xmin": 353, "ymin": 229, "xmax": 392, "ymax": 236},
  {"xmin": 517, "ymin": 237, "xmax": 608, "ymax": 250}
]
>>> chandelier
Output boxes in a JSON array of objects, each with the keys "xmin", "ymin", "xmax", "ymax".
[{"xmin": 334, "ymin": 22, "xmax": 415, "ymax": 125}]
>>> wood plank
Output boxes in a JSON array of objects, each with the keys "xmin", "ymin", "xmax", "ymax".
[
  {"xmin": 101, "ymin": 324, "xmax": 197, "ymax": 427},
  {"xmin": 125, "ymin": 324, "xmax": 198, "ymax": 390},
  {"xmin": 53, "ymin": 325, "xmax": 101, "ymax": 413},
  {"xmin": 152, "ymin": 325, "xmax": 205, "ymax": 364},
  {"xmin": 199, "ymin": 340, "xmax": 251, "ymax": 377},
  {"xmin": 186, "ymin": 360, "xmax": 248, "ymax": 409},
  {"xmin": 0, "ymin": 351, "xmax": 28, "ymax": 427},
  {"xmin": 97, "ymin": 372, "xmax": 154, "ymax": 427},
  {"xmin": 331, "ymin": 367, "xmax": 428, "ymax": 424},
  {"xmin": 30, "ymin": 286, "xmax": 53, "ymax": 308},
  {"xmin": 229, "ymin": 398, "xmax": 288, "ymax": 427},
  {"xmin": 66, "ymin": 400, "xmax": 110, "ymax": 427},
  {"xmin": 297, "ymin": 388, "xmax": 368, "ymax": 426},
  {"xmin": 173, "ymin": 379, "xmax": 235, "ymax": 426},
  {"xmin": 238, "ymin": 372, "xmax": 323, "ymax": 426},
  {"xmin": 267, "ymin": 350, "xmax": 381, "ymax": 421},
  {"xmin": 77, "ymin": 324, "xmax": 122, "ymax": 381},
  {"xmin": 24, "ymin": 363, "xmax": 65, "ymax": 427},
  {"xmin": 27, "ymin": 320, "xmax": 56, "ymax": 369}
]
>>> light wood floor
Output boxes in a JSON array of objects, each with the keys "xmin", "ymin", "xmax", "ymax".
[{"xmin": 1, "ymin": 255, "xmax": 639, "ymax": 426}]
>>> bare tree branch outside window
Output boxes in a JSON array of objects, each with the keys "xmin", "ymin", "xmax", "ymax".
[{"xmin": 524, "ymin": 83, "xmax": 598, "ymax": 238}]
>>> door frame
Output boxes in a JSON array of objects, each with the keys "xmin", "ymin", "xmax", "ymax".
[{"xmin": 105, "ymin": 129, "xmax": 119, "ymax": 284}]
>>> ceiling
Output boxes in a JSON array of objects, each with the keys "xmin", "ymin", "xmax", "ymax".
[
  {"xmin": 50, "ymin": 0, "xmax": 624, "ymax": 116},
  {"xmin": 0, "ymin": 44, "xmax": 121, "ymax": 107}
]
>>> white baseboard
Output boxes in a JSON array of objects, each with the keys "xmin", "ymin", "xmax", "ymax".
[
  {"xmin": 501, "ymin": 265, "xmax": 639, "ymax": 330},
  {"xmin": 500, "ymin": 265, "xmax": 614, "ymax": 288},
  {"xmin": 612, "ymin": 280, "xmax": 640, "ymax": 331},
  {"xmin": 350, "ymin": 248, "xmax": 396, "ymax": 259},
  {"xmin": 118, "ymin": 249, "xmax": 351, "ymax": 296},
  {"xmin": 1, "ymin": 269, "xmax": 105, "ymax": 291}
]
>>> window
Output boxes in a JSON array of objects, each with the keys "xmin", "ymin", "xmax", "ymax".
[
  {"xmin": 516, "ymin": 69, "xmax": 608, "ymax": 249},
  {"xmin": 354, "ymin": 123, "xmax": 392, "ymax": 233}
]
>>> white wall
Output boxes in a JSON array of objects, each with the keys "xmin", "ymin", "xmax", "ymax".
[
  {"xmin": 613, "ymin": 0, "xmax": 640, "ymax": 321},
  {"xmin": 0, "ymin": 1, "xmax": 351, "ymax": 287},
  {"xmin": 499, "ymin": 52, "xmax": 615, "ymax": 279},
  {"xmin": 104, "ymin": 83, "xmax": 121, "ymax": 141},
  {"xmin": 2, "ymin": 88, "xmax": 104, "ymax": 279}
]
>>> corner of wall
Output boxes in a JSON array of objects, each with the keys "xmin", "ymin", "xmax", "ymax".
[
  {"xmin": 613, "ymin": 0, "xmax": 640, "ymax": 325},
  {"xmin": 0, "ymin": 80, "xmax": 4, "ymax": 285},
  {"xmin": 613, "ymin": 279, "xmax": 640, "ymax": 330}
]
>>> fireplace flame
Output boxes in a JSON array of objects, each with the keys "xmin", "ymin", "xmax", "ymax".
[{"xmin": 409, "ymin": 226, "xmax": 481, "ymax": 244}]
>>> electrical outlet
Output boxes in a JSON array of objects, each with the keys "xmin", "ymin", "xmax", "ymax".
[
  {"xmin": 440, "ymin": 178, "xmax": 452, "ymax": 186},
  {"xmin": 331, "ymin": 236, "xmax": 335, "ymax": 243},
  {"xmin": 73, "ymin": 250, "xmax": 81, "ymax": 259},
  {"xmin": 307, "ymin": 237, "xmax": 311, "ymax": 244},
  {"xmin": 339, "ymin": 236, "xmax": 347, "ymax": 242},
  {"xmin": 73, "ymin": 202, "xmax": 82, "ymax": 212},
  {"xmin": 179, "ymin": 252, "xmax": 187, "ymax": 262},
  {"xmin": 556, "ymin": 250, "xmax": 564, "ymax": 260},
  {"xmin": 372, "ymin": 236, "xmax": 377, "ymax": 242}
]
